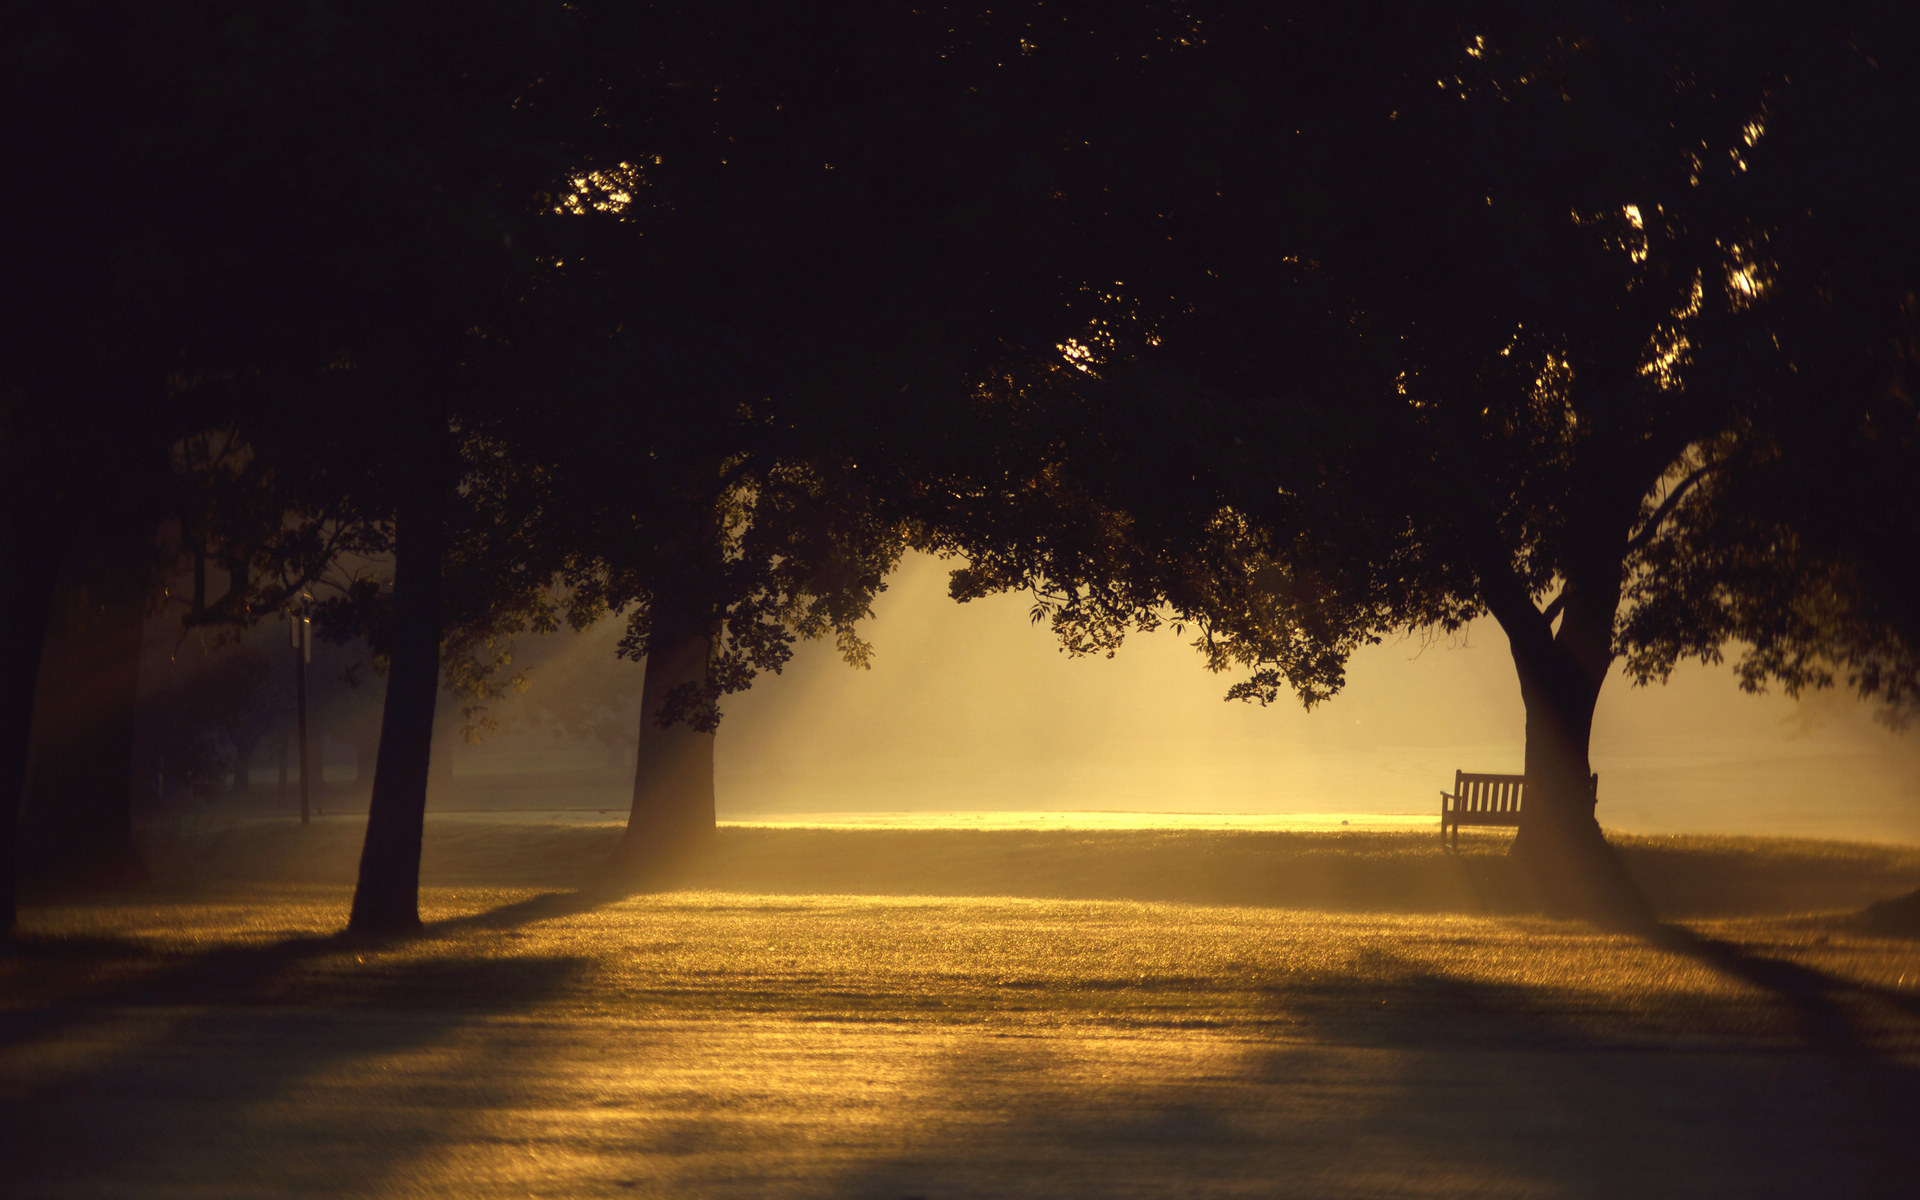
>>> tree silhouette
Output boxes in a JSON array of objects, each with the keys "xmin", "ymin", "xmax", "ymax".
[
  {"xmin": 9, "ymin": 1, "xmax": 1909, "ymax": 938},
  {"xmin": 1, "ymin": 3, "xmax": 320, "ymax": 932},
  {"xmin": 538, "ymin": 3, "xmax": 1111, "ymax": 879},
  {"xmin": 271, "ymin": 3, "xmax": 595, "ymax": 934},
  {"xmin": 924, "ymin": 3, "xmax": 1909, "ymax": 923},
  {"xmin": 541, "ymin": 18, "xmax": 894, "ymax": 877},
  {"xmin": 4, "ymin": 1, "xmax": 597, "ymax": 934}
]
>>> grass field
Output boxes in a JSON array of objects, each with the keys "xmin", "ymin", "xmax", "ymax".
[{"xmin": 5, "ymin": 816, "xmax": 1920, "ymax": 1197}]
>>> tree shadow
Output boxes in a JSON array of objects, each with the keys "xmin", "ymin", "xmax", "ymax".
[
  {"xmin": 0, "ymin": 895, "xmax": 603, "ymax": 1198},
  {"xmin": 1648, "ymin": 921, "xmax": 1920, "ymax": 1053},
  {"xmin": 1860, "ymin": 888, "xmax": 1920, "ymax": 938},
  {"xmin": 10, "ymin": 886, "xmax": 1920, "ymax": 1196},
  {"xmin": 1617, "ymin": 839, "xmax": 1920, "ymax": 919},
  {"xmin": 409, "ymin": 884, "xmax": 617, "ymax": 937},
  {"xmin": 826, "ymin": 948, "xmax": 1920, "ymax": 1199},
  {"xmin": 0, "ymin": 884, "xmax": 618, "ymax": 1047}
]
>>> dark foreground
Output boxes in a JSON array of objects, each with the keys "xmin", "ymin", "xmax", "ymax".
[{"xmin": 3, "ymin": 820, "xmax": 1918, "ymax": 1198}]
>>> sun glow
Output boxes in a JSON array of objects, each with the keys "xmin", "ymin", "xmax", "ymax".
[{"xmin": 724, "ymin": 810, "xmax": 1435, "ymax": 832}]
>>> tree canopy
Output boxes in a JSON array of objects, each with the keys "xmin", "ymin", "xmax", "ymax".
[
  {"xmin": 4, "ymin": 0, "xmax": 1914, "ymax": 935},
  {"xmin": 912, "ymin": 2, "xmax": 1920, "ymax": 921}
]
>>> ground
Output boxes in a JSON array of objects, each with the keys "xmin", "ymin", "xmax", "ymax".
[{"xmin": 4, "ymin": 817, "xmax": 1919, "ymax": 1197}]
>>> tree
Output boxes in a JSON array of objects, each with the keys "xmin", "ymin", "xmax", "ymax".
[
  {"xmin": 237, "ymin": 1, "xmax": 596, "ymax": 933},
  {"xmin": 557, "ymin": 1, "xmax": 1223, "ymax": 879},
  {"xmin": 1, "ymin": 1, "xmax": 311, "ymax": 933},
  {"xmin": 537, "ymin": 3, "xmax": 1092, "ymax": 880},
  {"xmin": 16, "ymin": 570, "xmax": 155, "ymax": 896},
  {"xmin": 918, "ymin": 3, "xmax": 1896, "ymax": 924},
  {"xmin": 4, "ymin": 0, "xmax": 602, "ymax": 936}
]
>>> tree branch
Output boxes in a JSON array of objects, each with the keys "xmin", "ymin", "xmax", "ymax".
[
  {"xmin": 1473, "ymin": 538, "xmax": 1559, "ymax": 666},
  {"xmin": 1624, "ymin": 462, "xmax": 1714, "ymax": 557},
  {"xmin": 1541, "ymin": 589, "xmax": 1566, "ymax": 626}
]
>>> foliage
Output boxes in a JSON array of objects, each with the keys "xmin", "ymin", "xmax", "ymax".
[
  {"xmin": 924, "ymin": 3, "xmax": 1909, "ymax": 715},
  {"xmin": 1618, "ymin": 1, "xmax": 1920, "ymax": 723}
]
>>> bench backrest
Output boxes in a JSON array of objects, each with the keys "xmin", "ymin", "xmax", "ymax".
[
  {"xmin": 1453, "ymin": 771, "xmax": 1527, "ymax": 816},
  {"xmin": 1451, "ymin": 771, "xmax": 1600, "ymax": 813}
]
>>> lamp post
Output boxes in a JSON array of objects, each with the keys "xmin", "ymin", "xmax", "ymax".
[{"xmin": 291, "ymin": 604, "xmax": 312, "ymax": 825}]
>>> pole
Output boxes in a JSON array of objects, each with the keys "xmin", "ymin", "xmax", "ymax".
[{"xmin": 294, "ymin": 615, "xmax": 310, "ymax": 825}]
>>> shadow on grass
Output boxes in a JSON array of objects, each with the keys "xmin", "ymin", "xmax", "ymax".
[
  {"xmin": 1861, "ymin": 887, "xmax": 1920, "ymax": 938},
  {"xmin": 0, "ymin": 942, "xmax": 594, "ymax": 1199},
  {"xmin": 1650, "ymin": 922, "xmax": 1920, "ymax": 1053},
  {"xmin": 683, "ymin": 827, "xmax": 1545, "ymax": 914},
  {"xmin": 0, "ymin": 883, "xmax": 640, "ymax": 1197},
  {"xmin": 828, "ymin": 947, "xmax": 1920, "ymax": 1200},
  {"xmin": 146, "ymin": 817, "xmax": 1920, "ymax": 921},
  {"xmin": 411, "ymin": 884, "xmax": 616, "ymax": 937},
  {"xmin": 1617, "ymin": 836, "xmax": 1920, "ymax": 918},
  {"xmin": 0, "ymin": 885, "xmax": 616, "ymax": 1058},
  {"xmin": 679, "ymin": 827, "xmax": 1920, "ymax": 920},
  {"xmin": 8, "ymin": 880, "xmax": 1920, "ymax": 1197}
]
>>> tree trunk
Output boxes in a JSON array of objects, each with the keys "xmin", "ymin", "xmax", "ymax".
[
  {"xmin": 1491, "ymin": 574, "xmax": 1652, "ymax": 928},
  {"xmin": 0, "ymin": 540, "xmax": 60, "ymax": 939},
  {"xmin": 348, "ymin": 470, "xmax": 448, "ymax": 935},
  {"xmin": 18, "ymin": 580, "xmax": 150, "ymax": 898},
  {"xmin": 609, "ymin": 599, "xmax": 717, "ymax": 880}
]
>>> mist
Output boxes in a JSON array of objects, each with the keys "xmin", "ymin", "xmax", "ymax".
[
  {"xmin": 696, "ymin": 553, "xmax": 1920, "ymax": 842},
  {"xmin": 236, "ymin": 548, "xmax": 1919, "ymax": 845}
]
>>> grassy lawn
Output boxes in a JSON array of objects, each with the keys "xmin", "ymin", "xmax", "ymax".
[{"xmin": 4, "ymin": 819, "xmax": 1919, "ymax": 1197}]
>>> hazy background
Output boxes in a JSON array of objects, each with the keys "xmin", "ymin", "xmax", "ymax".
[
  {"xmin": 241, "ymin": 549, "xmax": 1912, "ymax": 843},
  {"xmin": 687, "ymin": 553, "xmax": 1920, "ymax": 842}
]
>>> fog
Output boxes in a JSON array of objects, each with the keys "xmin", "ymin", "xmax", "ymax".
[{"xmin": 699, "ymin": 553, "xmax": 1920, "ymax": 843}]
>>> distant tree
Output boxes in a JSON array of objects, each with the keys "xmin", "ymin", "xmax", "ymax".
[{"xmin": 139, "ymin": 630, "xmax": 278, "ymax": 806}]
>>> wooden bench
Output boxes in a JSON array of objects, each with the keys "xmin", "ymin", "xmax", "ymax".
[{"xmin": 1439, "ymin": 770, "xmax": 1598, "ymax": 849}]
